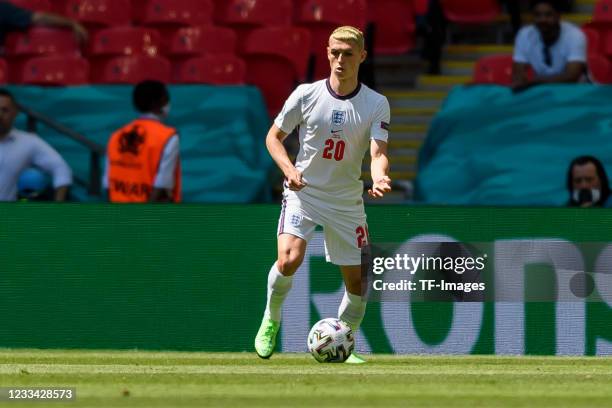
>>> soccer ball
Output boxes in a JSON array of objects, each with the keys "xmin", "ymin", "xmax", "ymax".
[{"xmin": 307, "ymin": 318, "xmax": 354, "ymax": 363}]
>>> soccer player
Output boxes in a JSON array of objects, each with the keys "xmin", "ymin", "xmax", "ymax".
[{"xmin": 254, "ymin": 26, "xmax": 391, "ymax": 364}]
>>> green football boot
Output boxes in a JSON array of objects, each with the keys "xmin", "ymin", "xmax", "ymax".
[
  {"xmin": 341, "ymin": 320, "xmax": 367, "ymax": 364},
  {"xmin": 345, "ymin": 352, "xmax": 367, "ymax": 364},
  {"xmin": 254, "ymin": 317, "xmax": 280, "ymax": 359}
]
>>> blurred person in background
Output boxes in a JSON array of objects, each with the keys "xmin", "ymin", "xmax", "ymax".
[
  {"xmin": 512, "ymin": 0, "xmax": 586, "ymax": 92},
  {"xmin": 104, "ymin": 80, "xmax": 181, "ymax": 203},
  {"xmin": 0, "ymin": 89, "xmax": 72, "ymax": 201},
  {"xmin": 0, "ymin": 0, "xmax": 88, "ymax": 48},
  {"xmin": 567, "ymin": 156, "xmax": 612, "ymax": 208}
]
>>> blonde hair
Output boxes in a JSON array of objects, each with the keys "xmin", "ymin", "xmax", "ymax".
[{"xmin": 329, "ymin": 26, "xmax": 365, "ymax": 51}]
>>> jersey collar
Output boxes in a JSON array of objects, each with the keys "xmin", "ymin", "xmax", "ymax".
[{"xmin": 326, "ymin": 79, "xmax": 361, "ymax": 100}]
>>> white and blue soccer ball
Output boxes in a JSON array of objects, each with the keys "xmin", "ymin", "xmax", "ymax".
[{"xmin": 307, "ymin": 318, "xmax": 354, "ymax": 363}]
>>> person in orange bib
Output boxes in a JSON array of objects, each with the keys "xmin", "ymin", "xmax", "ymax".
[{"xmin": 104, "ymin": 81, "xmax": 181, "ymax": 203}]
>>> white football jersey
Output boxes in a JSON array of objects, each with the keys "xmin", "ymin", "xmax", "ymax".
[{"xmin": 274, "ymin": 79, "xmax": 390, "ymax": 208}]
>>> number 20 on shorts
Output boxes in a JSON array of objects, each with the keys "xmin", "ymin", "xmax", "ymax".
[{"xmin": 322, "ymin": 139, "xmax": 346, "ymax": 161}]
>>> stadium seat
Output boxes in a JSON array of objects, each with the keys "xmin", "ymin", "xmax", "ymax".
[
  {"xmin": 90, "ymin": 55, "xmax": 171, "ymax": 83},
  {"xmin": 133, "ymin": 0, "xmax": 213, "ymax": 26},
  {"xmin": 214, "ymin": 0, "xmax": 292, "ymax": 28},
  {"xmin": 602, "ymin": 31, "xmax": 612, "ymax": 56},
  {"xmin": 172, "ymin": 55, "xmax": 246, "ymax": 84},
  {"xmin": 166, "ymin": 26, "xmax": 237, "ymax": 56},
  {"xmin": 297, "ymin": 0, "xmax": 367, "ymax": 80},
  {"xmin": 593, "ymin": 0, "xmax": 612, "ymax": 24},
  {"xmin": 298, "ymin": 0, "xmax": 366, "ymax": 28},
  {"xmin": 473, "ymin": 54, "xmax": 535, "ymax": 85},
  {"xmin": 0, "ymin": 59, "xmax": 7, "ymax": 84},
  {"xmin": 582, "ymin": 26, "xmax": 601, "ymax": 55},
  {"xmin": 59, "ymin": 0, "xmax": 132, "ymax": 28},
  {"xmin": 414, "ymin": 0, "xmax": 429, "ymax": 14},
  {"xmin": 588, "ymin": 53, "xmax": 612, "ymax": 83},
  {"xmin": 472, "ymin": 54, "xmax": 514, "ymax": 85},
  {"xmin": 11, "ymin": 56, "xmax": 90, "ymax": 85},
  {"xmin": 7, "ymin": 0, "xmax": 52, "ymax": 12},
  {"xmin": 243, "ymin": 27, "xmax": 311, "ymax": 116},
  {"xmin": 4, "ymin": 28, "xmax": 80, "ymax": 57},
  {"xmin": 440, "ymin": 0, "xmax": 501, "ymax": 23},
  {"xmin": 368, "ymin": 0, "xmax": 416, "ymax": 55},
  {"xmin": 89, "ymin": 27, "xmax": 161, "ymax": 56}
]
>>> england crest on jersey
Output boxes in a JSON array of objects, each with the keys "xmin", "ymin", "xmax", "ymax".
[{"xmin": 331, "ymin": 110, "xmax": 346, "ymax": 126}]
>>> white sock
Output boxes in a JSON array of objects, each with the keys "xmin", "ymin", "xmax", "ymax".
[
  {"xmin": 338, "ymin": 291, "xmax": 367, "ymax": 331},
  {"xmin": 264, "ymin": 262, "xmax": 293, "ymax": 322}
]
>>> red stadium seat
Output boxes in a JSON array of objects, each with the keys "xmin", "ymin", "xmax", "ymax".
[
  {"xmin": 91, "ymin": 55, "xmax": 171, "ymax": 83},
  {"xmin": 472, "ymin": 54, "xmax": 514, "ymax": 85},
  {"xmin": 297, "ymin": 0, "xmax": 366, "ymax": 80},
  {"xmin": 0, "ymin": 59, "xmax": 7, "ymax": 84},
  {"xmin": 243, "ymin": 27, "xmax": 311, "ymax": 116},
  {"xmin": 593, "ymin": 0, "xmax": 612, "ymax": 24},
  {"xmin": 89, "ymin": 27, "xmax": 161, "ymax": 56},
  {"xmin": 298, "ymin": 0, "xmax": 366, "ymax": 29},
  {"xmin": 4, "ymin": 28, "xmax": 80, "ymax": 57},
  {"xmin": 244, "ymin": 26, "xmax": 311, "ymax": 82},
  {"xmin": 60, "ymin": 0, "xmax": 132, "ymax": 28},
  {"xmin": 214, "ymin": 0, "xmax": 292, "ymax": 28},
  {"xmin": 172, "ymin": 55, "xmax": 246, "ymax": 84},
  {"xmin": 11, "ymin": 56, "xmax": 89, "ymax": 85},
  {"xmin": 414, "ymin": 0, "xmax": 429, "ymax": 14},
  {"xmin": 7, "ymin": 0, "xmax": 52, "ymax": 12},
  {"xmin": 602, "ymin": 31, "xmax": 612, "ymax": 56},
  {"xmin": 582, "ymin": 26, "xmax": 601, "ymax": 55},
  {"xmin": 133, "ymin": 0, "xmax": 212, "ymax": 26},
  {"xmin": 588, "ymin": 53, "xmax": 612, "ymax": 83},
  {"xmin": 472, "ymin": 55, "xmax": 535, "ymax": 85},
  {"xmin": 166, "ymin": 26, "xmax": 237, "ymax": 56},
  {"xmin": 440, "ymin": 0, "xmax": 501, "ymax": 23},
  {"xmin": 368, "ymin": 0, "xmax": 416, "ymax": 55}
]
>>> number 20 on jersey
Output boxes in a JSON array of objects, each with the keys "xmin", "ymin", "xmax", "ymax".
[{"xmin": 322, "ymin": 139, "xmax": 346, "ymax": 161}]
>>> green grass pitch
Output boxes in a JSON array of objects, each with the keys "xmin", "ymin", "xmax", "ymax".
[{"xmin": 1, "ymin": 350, "xmax": 611, "ymax": 407}]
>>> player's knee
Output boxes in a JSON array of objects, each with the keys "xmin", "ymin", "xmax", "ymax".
[{"xmin": 277, "ymin": 249, "xmax": 304, "ymax": 276}]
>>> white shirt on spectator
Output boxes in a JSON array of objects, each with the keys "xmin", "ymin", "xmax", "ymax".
[
  {"xmin": 0, "ymin": 128, "xmax": 72, "ymax": 201},
  {"xmin": 513, "ymin": 21, "xmax": 586, "ymax": 77}
]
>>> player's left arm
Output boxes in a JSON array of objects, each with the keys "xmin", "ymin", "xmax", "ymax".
[
  {"xmin": 369, "ymin": 139, "xmax": 391, "ymax": 198},
  {"xmin": 368, "ymin": 97, "xmax": 391, "ymax": 199}
]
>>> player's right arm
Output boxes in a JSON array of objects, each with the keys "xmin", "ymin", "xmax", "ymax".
[{"xmin": 265, "ymin": 124, "xmax": 306, "ymax": 191}]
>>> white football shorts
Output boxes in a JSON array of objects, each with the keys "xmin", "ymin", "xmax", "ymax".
[{"xmin": 277, "ymin": 190, "xmax": 369, "ymax": 265}]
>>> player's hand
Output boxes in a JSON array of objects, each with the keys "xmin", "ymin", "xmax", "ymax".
[
  {"xmin": 368, "ymin": 176, "xmax": 392, "ymax": 198},
  {"xmin": 285, "ymin": 168, "xmax": 307, "ymax": 191}
]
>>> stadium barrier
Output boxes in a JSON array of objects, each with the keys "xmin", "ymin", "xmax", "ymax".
[
  {"xmin": 1, "ymin": 204, "xmax": 611, "ymax": 355},
  {"xmin": 6, "ymin": 85, "xmax": 272, "ymax": 202},
  {"xmin": 416, "ymin": 84, "xmax": 612, "ymax": 206}
]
